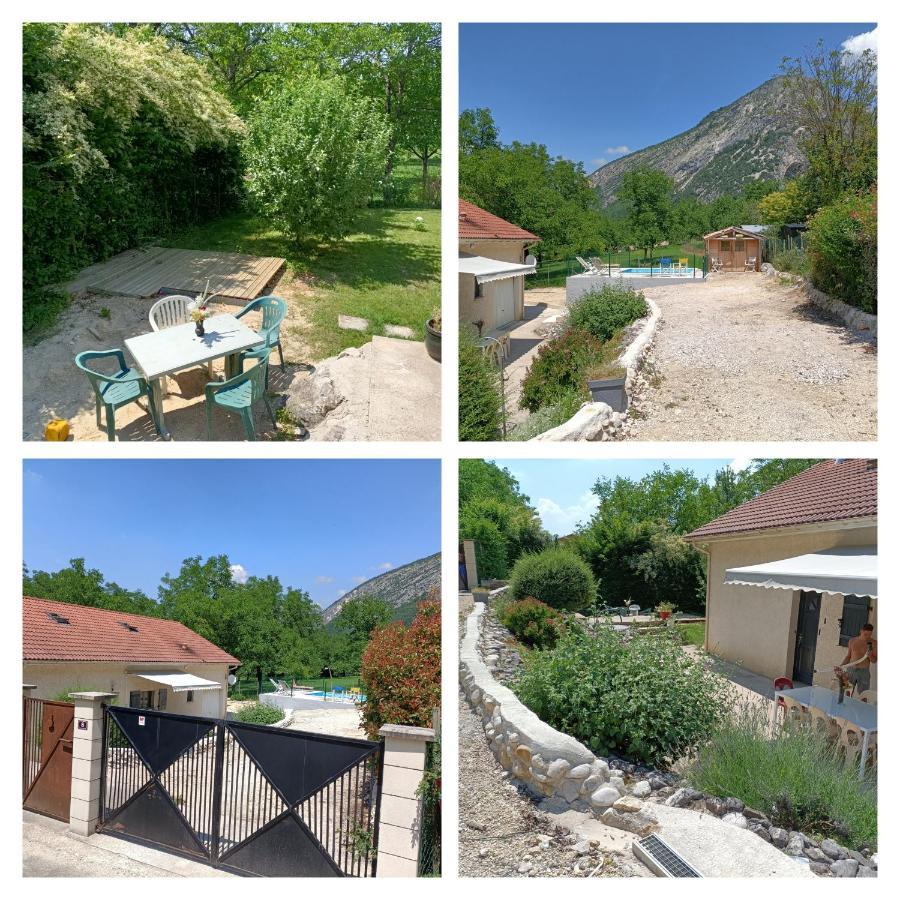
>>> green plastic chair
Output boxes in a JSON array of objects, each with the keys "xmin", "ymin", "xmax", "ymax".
[
  {"xmin": 75, "ymin": 349, "xmax": 159, "ymax": 441},
  {"xmin": 235, "ymin": 295, "xmax": 287, "ymax": 369},
  {"xmin": 205, "ymin": 347, "xmax": 276, "ymax": 441}
]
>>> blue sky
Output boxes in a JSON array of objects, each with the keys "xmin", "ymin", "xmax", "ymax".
[
  {"xmin": 23, "ymin": 460, "xmax": 440, "ymax": 608},
  {"xmin": 490, "ymin": 458, "xmax": 744, "ymax": 536},
  {"xmin": 460, "ymin": 23, "xmax": 878, "ymax": 169}
]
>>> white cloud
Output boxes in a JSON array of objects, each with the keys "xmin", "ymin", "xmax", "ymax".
[
  {"xmin": 536, "ymin": 491, "xmax": 599, "ymax": 537},
  {"xmin": 842, "ymin": 27, "xmax": 878, "ymax": 55},
  {"xmin": 230, "ymin": 564, "xmax": 249, "ymax": 585},
  {"xmin": 606, "ymin": 145, "xmax": 631, "ymax": 155},
  {"xmin": 352, "ymin": 576, "xmax": 366, "ymax": 584},
  {"xmin": 315, "ymin": 575, "xmax": 334, "ymax": 584},
  {"xmin": 375, "ymin": 562, "xmax": 394, "ymax": 571},
  {"xmin": 591, "ymin": 158, "xmax": 608, "ymax": 168},
  {"xmin": 729, "ymin": 457, "xmax": 753, "ymax": 474}
]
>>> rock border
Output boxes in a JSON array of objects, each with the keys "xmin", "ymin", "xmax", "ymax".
[
  {"xmin": 762, "ymin": 264, "xmax": 877, "ymax": 339},
  {"xmin": 529, "ymin": 296, "xmax": 661, "ymax": 442},
  {"xmin": 461, "ymin": 602, "xmax": 632, "ymax": 815}
]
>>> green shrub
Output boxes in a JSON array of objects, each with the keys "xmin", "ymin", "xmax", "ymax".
[
  {"xmin": 689, "ymin": 707, "xmax": 877, "ymax": 848},
  {"xmin": 234, "ymin": 702, "xmax": 284, "ymax": 725},
  {"xmin": 516, "ymin": 627, "xmax": 729, "ymax": 766},
  {"xmin": 567, "ymin": 285, "xmax": 648, "ymax": 342},
  {"xmin": 772, "ymin": 247, "xmax": 810, "ymax": 276},
  {"xmin": 23, "ymin": 24, "xmax": 244, "ymax": 332},
  {"xmin": 507, "ymin": 389, "xmax": 583, "ymax": 441},
  {"xmin": 459, "ymin": 326, "xmax": 503, "ymax": 440},
  {"xmin": 519, "ymin": 329, "xmax": 604, "ymax": 413},
  {"xmin": 498, "ymin": 596, "xmax": 564, "ymax": 649},
  {"xmin": 806, "ymin": 191, "xmax": 877, "ymax": 313},
  {"xmin": 244, "ymin": 78, "xmax": 390, "ymax": 242},
  {"xmin": 458, "ymin": 515, "xmax": 508, "ymax": 580},
  {"xmin": 509, "ymin": 547, "xmax": 596, "ymax": 611}
]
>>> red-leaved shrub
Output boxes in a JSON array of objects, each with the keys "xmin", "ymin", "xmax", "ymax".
[{"xmin": 359, "ymin": 595, "xmax": 441, "ymax": 739}]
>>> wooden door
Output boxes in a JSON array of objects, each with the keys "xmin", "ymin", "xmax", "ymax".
[
  {"xmin": 733, "ymin": 239, "xmax": 747, "ymax": 270},
  {"xmin": 23, "ymin": 698, "xmax": 74, "ymax": 821},
  {"xmin": 719, "ymin": 239, "xmax": 733, "ymax": 269}
]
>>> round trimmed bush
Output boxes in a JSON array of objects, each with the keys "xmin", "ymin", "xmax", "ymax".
[
  {"xmin": 498, "ymin": 597, "xmax": 564, "ymax": 649},
  {"xmin": 509, "ymin": 547, "xmax": 596, "ymax": 611},
  {"xmin": 234, "ymin": 702, "xmax": 284, "ymax": 725},
  {"xmin": 567, "ymin": 285, "xmax": 648, "ymax": 342}
]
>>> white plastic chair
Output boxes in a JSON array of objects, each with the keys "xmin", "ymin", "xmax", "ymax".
[
  {"xmin": 148, "ymin": 294, "xmax": 212, "ymax": 394},
  {"xmin": 744, "ymin": 256, "xmax": 757, "ymax": 271},
  {"xmin": 859, "ymin": 690, "xmax": 877, "ymax": 704},
  {"xmin": 576, "ymin": 255, "xmax": 599, "ymax": 275}
]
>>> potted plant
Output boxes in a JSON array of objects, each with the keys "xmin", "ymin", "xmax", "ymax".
[
  {"xmin": 191, "ymin": 304, "xmax": 211, "ymax": 337},
  {"xmin": 656, "ymin": 601, "xmax": 676, "ymax": 621},
  {"xmin": 425, "ymin": 307, "xmax": 441, "ymax": 362},
  {"xmin": 586, "ymin": 362, "xmax": 627, "ymax": 412}
]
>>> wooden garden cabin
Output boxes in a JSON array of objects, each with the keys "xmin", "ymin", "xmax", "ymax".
[{"xmin": 704, "ymin": 226, "xmax": 762, "ymax": 272}]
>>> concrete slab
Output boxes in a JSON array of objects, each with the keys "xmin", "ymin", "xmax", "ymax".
[
  {"xmin": 367, "ymin": 336, "xmax": 440, "ymax": 440},
  {"xmin": 384, "ymin": 324, "xmax": 415, "ymax": 338},
  {"xmin": 23, "ymin": 810, "xmax": 233, "ymax": 877},
  {"xmin": 645, "ymin": 804, "xmax": 816, "ymax": 878},
  {"xmin": 338, "ymin": 314, "xmax": 369, "ymax": 331}
]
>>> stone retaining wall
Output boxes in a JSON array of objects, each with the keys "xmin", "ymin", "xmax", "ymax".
[
  {"xmin": 460, "ymin": 602, "xmax": 626, "ymax": 811},
  {"xmin": 530, "ymin": 297, "xmax": 661, "ymax": 442},
  {"xmin": 762, "ymin": 264, "xmax": 877, "ymax": 339}
]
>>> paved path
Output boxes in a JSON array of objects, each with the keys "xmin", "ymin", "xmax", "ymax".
[
  {"xmin": 23, "ymin": 811, "xmax": 232, "ymax": 877},
  {"xmin": 624, "ymin": 273, "xmax": 876, "ymax": 441}
]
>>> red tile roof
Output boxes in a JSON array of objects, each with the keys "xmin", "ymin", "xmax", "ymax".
[
  {"xmin": 459, "ymin": 199, "xmax": 539, "ymax": 242},
  {"xmin": 686, "ymin": 459, "xmax": 877, "ymax": 540},
  {"xmin": 23, "ymin": 596, "xmax": 240, "ymax": 664}
]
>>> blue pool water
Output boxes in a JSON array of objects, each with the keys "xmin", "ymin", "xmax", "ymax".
[
  {"xmin": 619, "ymin": 267, "xmax": 699, "ymax": 277},
  {"xmin": 307, "ymin": 690, "xmax": 366, "ymax": 702}
]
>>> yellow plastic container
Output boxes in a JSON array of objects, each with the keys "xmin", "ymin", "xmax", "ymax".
[{"xmin": 44, "ymin": 419, "xmax": 70, "ymax": 442}]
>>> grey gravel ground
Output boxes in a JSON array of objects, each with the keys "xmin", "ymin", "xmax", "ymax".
[
  {"xmin": 458, "ymin": 689, "xmax": 646, "ymax": 877},
  {"xmin": 619, "ymin": 273, "xmax": 876, "ymax": 441}
]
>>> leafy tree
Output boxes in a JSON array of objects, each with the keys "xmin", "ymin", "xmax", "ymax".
[
  {"xmin": 243, "ymin": 77, "xmax": 391, "ymax": 243},
  {"xmin": 759, "ymin": 180, "xmax": 810, "ymax": 226},
  {"xmin": 23, "ymin": 558, "xmax": 158, "ymax": 616},
  {"xmin": 619, "ymin": 167, "xmax": 674, "ymax": 256},
  {"xmin": 459, "ymin": 107, "xmax": 499, "ymax": 154},
  {"xmin": 781, "ymin": 42, "xmax": 877, "ymax": 208},
  {"xmin": 332, "ymin": 594, "xmax": 395, "ymax": 660}
]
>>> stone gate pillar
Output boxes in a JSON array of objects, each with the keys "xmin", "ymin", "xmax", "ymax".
[
  {"xmin": 376, "ymin": 723, "xmax": 435, "ymax": 877},
  {"xmin": 68, "ymin": 691, "xmax": 116, "ymax": 837}
]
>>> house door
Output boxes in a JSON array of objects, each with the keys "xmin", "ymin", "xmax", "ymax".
[
  {"xmin": 23, "ymin": 697, "xmax": 74, "ymax": 821},
  {"xmin": 493, "ymin": 278, "xmax": 515, "ymax": 327},
  {"xmin": 793, "ymin": 591, "xmax": 821, "ymax": 684},
  {"xmin": 733, "ymin": 239, "xmax": 746, "ymax": 270}
]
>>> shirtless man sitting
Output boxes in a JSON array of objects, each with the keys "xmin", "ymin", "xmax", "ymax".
[{"xmin": 840, "ymin": 623, "xmax": 877, "ymax": 697}]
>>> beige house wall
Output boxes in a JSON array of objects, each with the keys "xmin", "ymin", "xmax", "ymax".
[
  {"xmin": 458, "ymin": 238, "xmax": 530, "ymax": 332},
  {"xmin": 703, "ymin": 523, "xmax": 876, "ymax": 686},
  {"xmin": 22, "ymin": 660, "xmax": 231, "ymax": 718}
]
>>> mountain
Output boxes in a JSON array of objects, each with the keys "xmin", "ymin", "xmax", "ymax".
[
  {"xmin": 589, "ymin": 77, "xmax": 807, "ymax": 206},
  {"xmin": 320, "ymin": 553, "xmax": 441, "ymax": 625}
]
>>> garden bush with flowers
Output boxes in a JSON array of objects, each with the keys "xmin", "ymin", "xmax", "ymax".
[{"xmin": 359, "ymin": 593, "xmax": 441, "ymax": 739}]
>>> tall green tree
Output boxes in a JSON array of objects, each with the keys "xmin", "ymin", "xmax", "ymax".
[
  {"xmin": 459, "ymin": 107, "xmax": 499, "ymax": 154},
  {"xmin": 619, "ymin": 167, "xmax": 674, "ymax": 256}
]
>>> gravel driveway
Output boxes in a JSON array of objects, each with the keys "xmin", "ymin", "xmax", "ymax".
[
  {"xmin": 458, "ymin": 690, "xmax": 644, "ymax": 878},
  {"xmin": 622, "ymin": 274, "xmax": 876, "ymax": 441}
]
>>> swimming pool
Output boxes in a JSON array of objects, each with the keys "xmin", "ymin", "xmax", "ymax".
[
  {"xmin": 619, "ymin": 267, "xmax": 700, "ymax": 277},
  {"xmin": 305, "ymin": 690, "xmax": 366, "ymax": 703}
]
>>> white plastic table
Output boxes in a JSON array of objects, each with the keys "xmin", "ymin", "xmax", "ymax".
[
  {"xmin": 771, "ymin": 685, "xmax": 877, "ymax": 779},
  {"xmin": 125, "ymin": 313, "xmax": 262, "ymax": 439}
]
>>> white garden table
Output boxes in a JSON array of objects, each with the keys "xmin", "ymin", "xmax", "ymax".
[
  {"xmin": 770, "ymin": 685, "xmax": 876, "ymax": 780},
  {"xmin": 125, "ymin": 313, "xmax": 262, "ymax": 440}
]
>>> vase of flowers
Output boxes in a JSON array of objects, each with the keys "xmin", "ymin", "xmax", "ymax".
[
  {"xmin": 191, "ymin": 305, "xmax": 210, "ymax": 336},
  {"xmin": 833, "ymin": 666, "xmax": 850, "ymax": 703}
]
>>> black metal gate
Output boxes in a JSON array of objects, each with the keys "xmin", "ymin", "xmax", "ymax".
[{"xmin": 98, "ymin": 706, "xmax": 383, "ymax": 876}]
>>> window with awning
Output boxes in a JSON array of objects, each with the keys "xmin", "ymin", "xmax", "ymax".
[
  {"xmin": 458, "ymin": 254, "xmax": 536, "ymax": 283},
  {"xmin": 131, "ymin": 671, "xmax": 223, "ymax": 692}
]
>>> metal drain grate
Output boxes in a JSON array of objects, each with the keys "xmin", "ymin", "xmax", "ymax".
[{"xmin": 634, "ymin": 834, "xmax": 702, "ymax": 877}]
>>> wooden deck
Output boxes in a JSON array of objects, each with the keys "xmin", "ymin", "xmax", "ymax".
[{"xmin": 65, "ymin": 247, "xmax": 285, "ymax": 301}]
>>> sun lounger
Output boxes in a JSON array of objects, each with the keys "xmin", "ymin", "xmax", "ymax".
[{"xmin": 576, "ymin": 255, "xmax": 600, "ymax": 275}]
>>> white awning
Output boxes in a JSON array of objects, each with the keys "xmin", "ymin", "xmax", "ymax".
[
  {"xmin": 724, "ymin": 547, "xmax": 877, "ymax": 598},
  {"xmin": 133, "ymin": 672, "xmax": 223, "ymax": 692},
  {"xmin": 458, "ymin": 254, "xmax": 536, "ymax": 284}
]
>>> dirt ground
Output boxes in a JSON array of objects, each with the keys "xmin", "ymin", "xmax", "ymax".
[
  {"xmin": 625, "ymin": 273, "xmax": 877, "ymax": 441},
  {"xmin": 23, "ymin": 290, "xmax": 311, "ymax": 441}
]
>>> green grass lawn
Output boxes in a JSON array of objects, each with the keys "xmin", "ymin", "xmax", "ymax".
[
  {"xmin": 676, "ymin": 621, "xmax": 706, "ymax": 648},
  {"xmin": 527, "ymin": 242, "xmax": 707, "ymax": 289},
  {"xmin": 165, "ymin": 205, "xmax": 440, "ymax": 360}
]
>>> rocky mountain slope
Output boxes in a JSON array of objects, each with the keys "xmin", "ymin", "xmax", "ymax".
[
  {"xmin": 321, "ymin": 552, "xmax": 441, "ymax": 624},
  {"xmin": 589, "ymin": 77, "xmax": 807, "ymax": 205}
]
